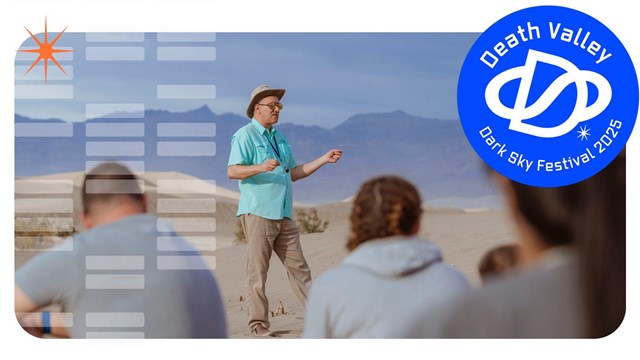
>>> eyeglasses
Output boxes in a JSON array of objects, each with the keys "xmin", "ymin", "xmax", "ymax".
[{"xmin": 257, "ymin": 102, "xmax": 284, "ymax": 111}]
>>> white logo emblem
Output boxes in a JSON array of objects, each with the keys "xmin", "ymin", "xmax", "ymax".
[{"xmin": 485, "ymin": 49, "xmax": 612, "ymax": 138}]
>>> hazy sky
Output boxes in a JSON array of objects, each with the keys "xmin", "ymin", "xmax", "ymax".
[{"xmin": 15, "ymin": 32, "xmax": 478, "ymax": 128}]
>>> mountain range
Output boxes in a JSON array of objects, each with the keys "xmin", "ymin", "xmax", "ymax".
[{"xmin": 15, "ymin": 106, "xmax": 498, "ymax": 206}]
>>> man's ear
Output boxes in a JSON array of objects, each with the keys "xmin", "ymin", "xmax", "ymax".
[
  {"xmin": 81, "ymin": 212, "xmax": 93, "ymax": 230},
  {"xmin": 140, "ymin": 194, "xmax": 148, "ymax": 213}
]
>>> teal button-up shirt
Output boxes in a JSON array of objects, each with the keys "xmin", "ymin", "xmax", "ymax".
[{"xmin": 228, "ymin": 119, "xmax": 297, "ymax": 220}]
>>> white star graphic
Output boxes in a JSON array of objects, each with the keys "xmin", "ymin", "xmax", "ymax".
[{"xmin": 577, "ymin": 125, "xmax": 591, "ymax": 141}]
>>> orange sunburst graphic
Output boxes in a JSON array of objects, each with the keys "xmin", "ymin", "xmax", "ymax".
[{"xmin": 17, "ymin": 17, "xmax": 73, "ymax": 84}]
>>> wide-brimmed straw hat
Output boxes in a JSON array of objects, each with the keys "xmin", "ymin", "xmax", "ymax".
[{"xmin": 246, "ymin": 84, "xmax": 286, "ymax": 119}]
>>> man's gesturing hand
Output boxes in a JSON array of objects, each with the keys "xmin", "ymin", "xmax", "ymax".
[
  {"xmin": 324, "ymin": 149, "xmax": 342, "ymax": 164},
  {"xmin": 261, "ymin": 159, "xmax": 280, "ymax": 172}
]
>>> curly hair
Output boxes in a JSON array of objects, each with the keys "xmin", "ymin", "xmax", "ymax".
[{"xmin": 346, "ymin": 176, "xmax": 423, "ymax": 251}]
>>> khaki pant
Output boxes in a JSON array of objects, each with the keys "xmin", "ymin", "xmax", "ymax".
[{"xmin": 240, "ymin": 214, "xmax": 312, "ymax": 331}]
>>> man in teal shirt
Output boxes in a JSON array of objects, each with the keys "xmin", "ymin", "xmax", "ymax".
[{"xmin": 228, "ymin": 85, "xmax": 342, "ymax": 337}]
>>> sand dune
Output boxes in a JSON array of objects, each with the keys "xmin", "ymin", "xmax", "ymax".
[
  {"xmin": 15, "ymin": 171, "xmax": 240, "ymax": 248},
  {"xmin": 14, "ymin": 171, "xmax": 516, "ymax": 338},
  {"xmin": 214, "ymin": 206, "xmax": 515, "ymax": 338}
]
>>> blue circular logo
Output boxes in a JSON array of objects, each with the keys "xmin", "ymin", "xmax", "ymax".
[{"xmin": 458, "ymin": 6, "xmax": 637, "ymax": 186}]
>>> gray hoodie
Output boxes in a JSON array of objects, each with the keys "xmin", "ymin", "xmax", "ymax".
[{"xmin": 303, "ymin": 236, "xmax": 469, "ymax": 338}]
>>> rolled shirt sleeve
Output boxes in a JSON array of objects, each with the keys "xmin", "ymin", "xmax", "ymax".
[{"xmin": 228, "ymin": 132, "xmax": 253, "ymax": 167}]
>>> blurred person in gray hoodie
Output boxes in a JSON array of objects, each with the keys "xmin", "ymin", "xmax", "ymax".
[{"xmin": 303, "ymin": 175, "xmax": 469, "ymax": 338}]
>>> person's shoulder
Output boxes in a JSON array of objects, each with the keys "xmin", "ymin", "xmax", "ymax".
[
  {"xmin": 459, "ymin": 267, "xmax": 546, "ymax": 307},
  {"xmin": 441, "ymin": 264, "xmax": 579, "ymax": 337},
  {"xmin": 231, "ymin": 123, "xmax": 259, "ymax": 147},
  {"xmin": 306, "ymin": 267, "xmax": 354, "ymax": 311},
  {"xmin": 35, "ymin": 236, "xmax": 79, "ymax": 261},
  {"xmin": 312, "ymin": 267, "xmax": 347, "ymax": 288},
  {"xmin": 429, "ymin": 262, "xmax": 471, "ymax": 288},
  {"xmin": 480, "ymin": 262, "xmax": 578, "ymax": 298},
  {"xmin": 312, "ymin": 263, "xmax": 369, "ymax": 294},
  {"xmin": 91, "ymin": 213, "xmax": 156, "ymax": 233},
  {"xmin": 15, "ymin": 235, "xmax": 80, "ymax": 279},
  {"xmin": 311, "ymin": 268, "xmax": 340, "ymax": 289},
  {"xmin": 232, "ymin": 122, "xmax": 253, "ymax": 137},
  {"xmin": 80, "ymin": 214, "xmax": 158, "ymax": 248}
]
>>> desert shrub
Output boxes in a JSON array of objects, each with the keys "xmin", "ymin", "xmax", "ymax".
[
  {"xmin": 15, "ymin": 236, "xmax": 55, "ymax": 250},
  {"xmin": 14, "ymin": 217, "xmax": 78, "ymax": 250},
  {"xmin": 296, "ymin": 208, "xmax": 329, "ymax": 234},
  {"xmin": 232, "ymin": 209, "xmax": 329, "ymax": 244}
]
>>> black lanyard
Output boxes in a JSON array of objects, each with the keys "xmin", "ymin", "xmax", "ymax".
[
  {"xmin": 264, "ymin": 132, "xmax": 289, "ymax": 172},
  {"xmin": 265, "ymin": 132, "xmax": 282, "ymax": 159}
]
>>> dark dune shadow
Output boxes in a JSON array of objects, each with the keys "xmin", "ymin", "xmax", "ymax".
[{"xmin": 272, "ymin": 330, "xmax": 292, "ymax": 336}]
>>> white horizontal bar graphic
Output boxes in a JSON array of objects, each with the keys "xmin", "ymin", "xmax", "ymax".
[
  {"xmin": 86, "ymin": 123, "xmax": 145, "ymax": 137},
  {"xmin": 157, "ymin": 85, "xmax": 216, "ymax": 100},
  {"xmin": 157, "ymin": 46, "xmax": 216, "ymax": 61},
  {"xmin": 15, "ymin": 179, "xmax": 74, "ymax": 194},
  {"xmin": 157, "ymin": 122, "xmax": 216, "ymax": 137},
  {"xmin": 16, "ymin": 47, "xmax": 73, "ymax": 62},
  {"xmin": 14, "ymin": 217, "xmax": 73, "ymax": 232},
  {"xmin": 15, "ymin": 237, "xmax": 74, "ymax": 251},
  {"xmin": 86, "ymin": 103, "xmax": 145, "ymax": 119},
  {"xmin": 85, "ymin": 179, "xmax": 144, "ymax": 194},
  {"xmin": 15, "ymin": 85, "xmax": 73, "ymax": 99},
  {"xmin": 15, "ymin": 198, "xmax": 73, "ymax": 213},
  {"xmin": 86, "ymin": 46, "xmax": 144, "ymax": 61},
  {"xmin": 157, "ymin": 236, "xmax": 216, "ymax": 252},
  {"xmin": 85, "ymin": 332, "xmax": 145, "ymax": 339},
  {"xmin": 157, "ymin": 123, "xmax": 216, "ymax": 137},
  {"xmin": 86, "ymin": 161, "xmax": 145, "ymax": 174},
  {"xmin": 85, "ymin": 275, "xmax": 145, "ymax": 290},
  {"xmin": 85, "ymin": 33, "xmax": 145, "ymax": 42},
  {"xmin": 157, "ymin": 217, "xmax": 216, "ymax": 233},
  {"xmin": 86, "ymin": 312, "xmax": 145, "ymax": 327},
  {"xmin": 16, "ymin": 65, "xmax": 73, "ymax": 81},
  {"xmin": 157, "ymin": 33, "xmax": 216, "ymax": 42},
  {"xmin": 157, "ymin": 198, "xmax": 216, "ymax": 214},
  {"xmin": 86, "ymin": 142, "xmax": 145, "ymax": 156},
  {"xmin": 15, "ymin": 123, "xmax": 73, "ymax": 137},
  {"xmin": 157, "ymin": 256, "xmax": 215, "ymax": 270},
  {"xmin": 85, "ymin": 256, "xmax": 145, "ymax": 270},
  {"xmin": 157, "ymin": 141, "xmax": 215, "ymax": 156},
  {"xmin": 156, "ymin": 179, "xmax": 216, "ymax": 195}
]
